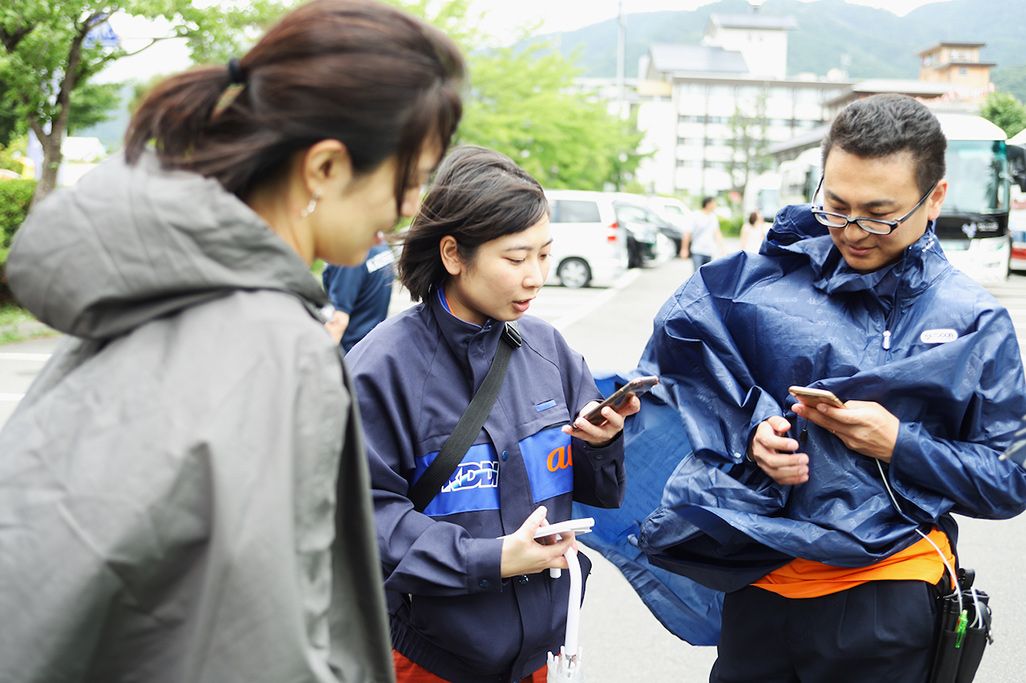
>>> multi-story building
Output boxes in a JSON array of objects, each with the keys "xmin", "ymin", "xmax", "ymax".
[
  {"xmin": 770, "ymin": 42, "xmax": 999, "ymax": 164},
  {"xmin": 632, "ymin": 12, "xmax": 849, "ymax": 198},
  {"xmin": 919, "ymin": 42, "xmax": 995, "ymax": 98}
]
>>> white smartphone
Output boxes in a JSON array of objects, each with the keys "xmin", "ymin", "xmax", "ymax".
[
  {"xmin": 788, "ymin": 385, "xmax": 845, "ymax": 409},
  {"xmin": 533, "ymin": 517, "xmax": 595, "ymax": 540}
]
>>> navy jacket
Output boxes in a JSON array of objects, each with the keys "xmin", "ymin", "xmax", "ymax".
[
  {"xmin": 346, "ymin": 290, "xmax": 626, "ymax": 682},
  {"xmin": 322, "ymin": 243, "xmax": 395, "ymax": 352},
  {"xmin": 635, "ymin": 204, "xmax": 1026, "ymax": 591}
]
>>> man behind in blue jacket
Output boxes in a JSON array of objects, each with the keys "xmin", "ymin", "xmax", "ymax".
[
  {"xmin": 635, "ymin": 94, "xmax": 1026, "ymax": 681},
  {"xmin": 322, "ymin": 242, "xmax": 395, "ymax": 353}
]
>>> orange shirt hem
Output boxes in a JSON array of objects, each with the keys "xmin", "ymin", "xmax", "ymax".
[{"xmin": 751, "ymin": 528, "xmax": 953, "ymax": 599}]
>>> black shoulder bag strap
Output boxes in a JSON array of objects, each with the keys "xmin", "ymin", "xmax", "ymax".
[{"xmin": 409, "ymin": 322, "xmax": 522, "ymax": 513}]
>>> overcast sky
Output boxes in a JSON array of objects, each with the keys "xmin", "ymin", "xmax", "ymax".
[
  {"xmin": 100, "ymin": 0, "xmax": 948, "ymax": 83},
  {"xmin": 471, "ymin": 0, "xmax": 948, "ymax": 37}
]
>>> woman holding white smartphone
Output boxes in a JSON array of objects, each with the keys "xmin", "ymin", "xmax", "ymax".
[{"xmin": 346, "ymin": 146, "xmax": 640, "ymax": 683}]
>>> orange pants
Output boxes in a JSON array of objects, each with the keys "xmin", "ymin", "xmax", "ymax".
[{"xmin": 393, "ymin": 650, "xmax": 547, "ymax": 683}]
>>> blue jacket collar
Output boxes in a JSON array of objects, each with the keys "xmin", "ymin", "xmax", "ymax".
[
  {"xmin": 765, "ymin": 204, "xmax": 951, "ymax": 299},
  {"xmin": 428, "ymin": 286, "xmax": 504, "ymax": 373}
]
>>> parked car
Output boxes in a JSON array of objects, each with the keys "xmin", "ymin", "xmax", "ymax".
[
  {"xmin": 646, "ymin": 196, "xmax": 692, "ymax": 254},
  {"xmin": 1010, "ymin": 188, "xmax": 1026, "ymax": 272},
  {"xmin": 610, "ymin": 200, "xmax": 663, "ymax": 267},
  {"xmin": 545, "ymin": 190, "xmax": 630, "ymax": 288},
  {"xmin": 1010, "ymin": 230, "xmax": 1026, "ymax": 273}
]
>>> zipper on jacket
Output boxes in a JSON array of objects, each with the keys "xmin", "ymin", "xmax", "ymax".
[{"xmin": 879, "ymin": 247, "xmax": 911, "ymax": 355}]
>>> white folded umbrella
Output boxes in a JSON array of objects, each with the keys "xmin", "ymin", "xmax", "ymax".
[{"xmin": 547, "ymin": 546, "xmax": 584, "ymax": 682}]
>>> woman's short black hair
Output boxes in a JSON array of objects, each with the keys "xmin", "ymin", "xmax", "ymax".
[{"xmin": 398, "ymin": 146, "xmax": 549, "ymax": 301}]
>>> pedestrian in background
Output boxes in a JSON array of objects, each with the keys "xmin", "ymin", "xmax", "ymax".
[
  {"xmin": 0, "ymin": 1, "xmax": 463, "ymax": 681},
  {"xmin": 679, "ymin": 195, "xmax": 724, "ymax": 270},
  {"xmin": 323, "ymin": 241, "xmax": 396, "ymax": 353},
  {"xmin": 347, "ymin": 146, "xmax": 640, "ymax": 683},
  {"xmin": 636, "ymin": 94, "xmax": 1026, "ymax": 682},
  {"xmin": 739, "ymin": 210, "xmax": 769, "ymax": 254}
]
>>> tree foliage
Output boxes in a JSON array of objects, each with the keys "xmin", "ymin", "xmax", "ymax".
[
  {"xmin": 0, "ymin": 0, "xmax": 291, "ymax": 203},
  {"xmin": 384, "ymin": 0, "xmax": 644, "ymax": 191},
  {"xmin": 981, "ymin": 91, "xmax": 1026, "ymax": 139},
  {"xmin": 725, "ymin": 91, "xmax": 770, "ymax": 195},
  {"xmin": 457, "ymin": 44, "xmax": 644, "ymax": 191},
  {"xmin": 993, "ymin": 66, "xmax": 1026, "ymax": 108}
]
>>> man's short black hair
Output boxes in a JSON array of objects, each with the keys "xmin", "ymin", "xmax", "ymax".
[
  {"xmin": 821, "ymin": 94, "xmax": 946, "ymax": 195},
  {"xmin": 701, "ymin": 196, "xmax": 716, "ymax": 209}
]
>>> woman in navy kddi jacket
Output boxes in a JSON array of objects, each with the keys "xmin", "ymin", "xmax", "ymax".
[{"xmin": 346, "ymin": 146, "xmax": 639, "ymax": 682}]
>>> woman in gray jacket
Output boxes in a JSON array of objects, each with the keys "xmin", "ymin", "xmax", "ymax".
[{"xmin": 0, "ymin": 2, "xmax": 462, "ymax": 681}]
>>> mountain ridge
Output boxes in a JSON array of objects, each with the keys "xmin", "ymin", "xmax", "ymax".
[{"xmin": 527, "ymin": 0, "xmax": 1025, "ymax": 98}]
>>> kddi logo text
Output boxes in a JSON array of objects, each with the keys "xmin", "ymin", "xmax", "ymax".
[{"xmin": 547, "ymin": 443, "xmax": 573, "ymax": 472}]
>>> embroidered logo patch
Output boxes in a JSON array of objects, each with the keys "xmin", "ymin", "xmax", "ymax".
[
  {"xmin": 414, "ymin": 442, "xmax": 500, "ymax": 517},
  {"xmin": 920, "ymin": 328, "xmax": 958, "ymax": 344},
  {"xmin": 441, "ymin": 461, "xmax": 499, "ymax": 493},
  {"xmin": 534, "ymin": 399, "xmax": 558, "ymax": 413},
  {"xmin": 366, "ymin": 249, "xmax": 395, "ymax": 273},
  {"xmin": 520, "ymin": 427, "xmax": 574, "ymax": 503}
]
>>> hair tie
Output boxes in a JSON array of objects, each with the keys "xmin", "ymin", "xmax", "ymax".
[{"xmin": 227, "ymin": 58, "xmax": 246, "ymax": 85}]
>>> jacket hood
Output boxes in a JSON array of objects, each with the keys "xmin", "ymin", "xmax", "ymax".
[
  {"xmin": 7, "ymin": 152, "xmax": 326, "ymax": 339},
  {"xmin": 763, "ymin": 203, "xmax": 950, "ymax": 299}
]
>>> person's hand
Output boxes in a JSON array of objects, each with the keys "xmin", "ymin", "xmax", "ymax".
[
  {"xmin": 749, "ymin": 416, "xmax": 808, "ymax": 485},
  {"xmin": 324, "ymin": 310, "xmax": 350, "ymax": 345},
  {"xmin": 500, "ymin": 506, "xmax": 575, "ymax": 578},
  {"xmin": 562, "ymin": 395, "xmax": 641, "ymax": 446},
  {"xmin": 792, "ymin": 400, "xmax": 899, "ymax": 463}
]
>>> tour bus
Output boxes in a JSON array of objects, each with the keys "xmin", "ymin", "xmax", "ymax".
[
  {"xmin": 934, "ymin": 113, "xmax": 1025, "ymax": 282},
  {"xmin": 774, "ymin": 113, "xmax": 1026, "ymax": 283}
]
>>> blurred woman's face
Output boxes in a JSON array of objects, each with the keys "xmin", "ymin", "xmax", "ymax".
[
  {"xmin": 313, "ymin": 140, "xmax": 441, "ymax": 266},
  {"xmin": 443, "ymin": 217, "xmax": 552, "ymax": 326}
]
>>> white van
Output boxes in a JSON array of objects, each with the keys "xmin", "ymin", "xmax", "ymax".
[{"xmin": 545, "ymin": 190, "xmax": 630, "ymax": 288}]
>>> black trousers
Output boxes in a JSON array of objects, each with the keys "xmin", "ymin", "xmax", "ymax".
[{"xmin": 710, "ymin": 580, "xmax": 937, "ymax": 683}]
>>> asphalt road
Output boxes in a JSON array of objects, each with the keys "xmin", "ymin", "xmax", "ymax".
[{"xmin": 2, "ymin": 260, "xmax": 1026, "ymax": 681}]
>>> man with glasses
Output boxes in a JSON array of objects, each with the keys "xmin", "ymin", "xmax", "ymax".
[{"xmin": 630, "ymin": 94, "xmax": 1026, "ymax": 681}]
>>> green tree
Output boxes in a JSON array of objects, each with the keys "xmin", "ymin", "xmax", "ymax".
[
  {"xmin": 458, "ymin": 44, "xmax": 644, "ymax": 190},
  {"xmin": 981, "ymin": 91, "xmax": 1026, "ymax": 139},
  {"xmin": 725, "ymin": 91, "xmax": 770, "ymax": 196},
  {"xmin": 990, "ymin": 65, "xmax": 1026, "ymax": 105},
  {"xmin": 0, "ymin": 0, "xmax": 291, "ymax": 205},
  {"xmin": 385, "ymin": 0, "xmax": 644, "ymax": 191}
]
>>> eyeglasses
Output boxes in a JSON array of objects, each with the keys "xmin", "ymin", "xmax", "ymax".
[{"xmin": 810, "ymin": 176, "xmax": 938, "ymax": 236}]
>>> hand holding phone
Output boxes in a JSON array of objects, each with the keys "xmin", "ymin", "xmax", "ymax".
[
  {"xmin": 788, "ymin": 385, "xmax": 845, "ymax": 409},
  {"xmin": 582, "ymin": 376, "xmax": 659, "ymax": 425},
  {"xmin": 533, "ymin": 517, "xmax": 595, "ymax": 540},
  {"xmin": 535, "ymin": 517, "xmax": 594, "ymax": 579}
]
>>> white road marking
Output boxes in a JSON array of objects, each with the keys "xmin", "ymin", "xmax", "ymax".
[
  {"xmin": 552, "ymin": 269, "xmax": 641, "ymax": 331},
  {"xmin": 0, "ymin": 353, "xmax": 51, "ymax": 362}
]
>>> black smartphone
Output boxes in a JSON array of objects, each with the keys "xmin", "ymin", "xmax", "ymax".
[{"xmin": 581, "ymin": 375, "xmax": 659, "ymax": 425}]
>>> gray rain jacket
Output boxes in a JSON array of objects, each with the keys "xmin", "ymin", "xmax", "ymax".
[{"xmin": 0, "ymin": 153, "xmax": 393, "ymax": 683}]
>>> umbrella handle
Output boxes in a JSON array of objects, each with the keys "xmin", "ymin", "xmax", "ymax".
[{"xmin": 564, "ymin": 546, "xmax": 582, "ymax": 657}]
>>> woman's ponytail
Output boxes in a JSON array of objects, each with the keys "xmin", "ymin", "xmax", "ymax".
[
  {"xmin": 121, "ymin": 0, "xmax": 464, "ymax": 202},
  {"xmin": 124, "ymin": 65, "xmax": 235, "ymax": 165}
]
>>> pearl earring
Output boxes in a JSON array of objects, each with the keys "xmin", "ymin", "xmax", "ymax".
[{"xmin": 300, "ymin": 193, "xmax": 321, "ymax": 218}]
